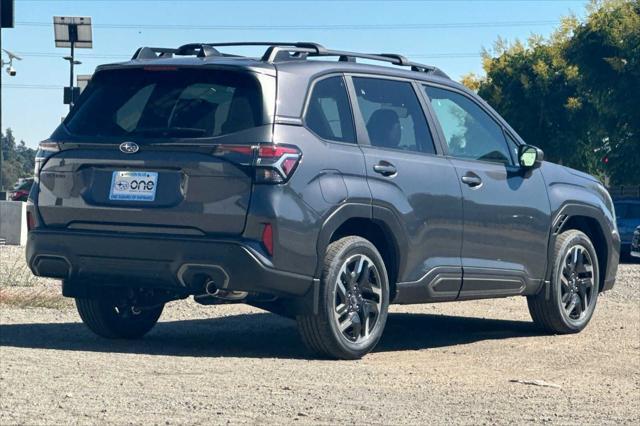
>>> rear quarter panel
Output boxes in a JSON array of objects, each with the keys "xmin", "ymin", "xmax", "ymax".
[{"xmin": 243, "ymin": 124, "xmax": 372, "ymax": 277}]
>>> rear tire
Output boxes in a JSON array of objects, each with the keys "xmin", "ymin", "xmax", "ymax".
[
  {"xmin": 527, "ymin": 230, "xmax": 599, "ymax": 334},
  {"xmin": 75, "ymin": 297, "xmax": 164, "ymax": 339},
  {"xmin": 296, "ymin": 236, "xmax": 389, "ymax": 359}
]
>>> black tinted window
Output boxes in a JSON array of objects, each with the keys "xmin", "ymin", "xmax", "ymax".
[
  {"xmin": 65, "ymin": 68, "xmax": 264, "ymax": 139},
  {"xmin": 305, "ymin": 76, "xmax": 355, "ymax": 143},
  {"xmin": 353, "ymin": 77, "xmax": 435, "ymax": 154},
  {"xmin": 615, "ymin": 203, "xmax": 628, "ymax": 218},
  {"xmin": 424, "ymin": 86, "xmax": 512, "ymax": 164},
  {"xmin": 616, "ymin": 202, "xmax": 640, "ymax": 219}
]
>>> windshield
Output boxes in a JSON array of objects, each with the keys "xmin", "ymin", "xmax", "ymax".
[
  {"xmin": 16, "ymin": 180, "xmax": 33, "ymax": 190},
  {"xmin": 64, "ymin": 68, "xmax": 265, "ymax": 139}
]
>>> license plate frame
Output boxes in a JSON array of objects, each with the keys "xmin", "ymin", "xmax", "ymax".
[{"xmin": 109, "ymin": 171, "xmax": 158, "ymax": 202}]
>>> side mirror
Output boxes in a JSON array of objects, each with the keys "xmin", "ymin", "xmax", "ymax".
[{"xmin": 518, "ymin": 145, "xmax": 544, "ymax": 169}]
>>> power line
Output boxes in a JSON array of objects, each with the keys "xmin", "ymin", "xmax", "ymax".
[
  {"xmin": 14, "ymin": 0, "xmax": 587, "ymax": 2},
  {"xmin": 15, "ymin": 52, "xmax": 129, "ymax": 59},
  {"xmin": 16, "ymin": 19, "xmax": 560, "ymax": 31},
  {"xmin": 2, "ymin": 84, "xmax": 62, "ymax": 90}
]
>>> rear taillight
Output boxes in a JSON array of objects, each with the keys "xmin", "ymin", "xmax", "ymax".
[
  {"xmin": 213, "ymin": 144, "xmax": 302, "ymax": 184},
  {"xmin": 214, "ymin": 145, "xmax": 254, "ymax": 156},
  {"xmin": 26, "ymin": 211, "xmax": 35, "ymax": 231},
  {"xmin": 255, "ymin": 145, "xmax": 301, "ymax": 184}
]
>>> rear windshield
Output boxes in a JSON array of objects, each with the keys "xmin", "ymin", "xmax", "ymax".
[{"xmin": 64, "ymin": 68, "xmax": 265, "ymax": 139}]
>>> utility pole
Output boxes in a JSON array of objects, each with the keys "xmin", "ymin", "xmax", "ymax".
[
  {"xmin": 1, "ymin": 0, "xmax": 16, "ymax": 194},
  {"xmin": 0, "ymin": 43, "xmax": 3, "ymax": 196}
]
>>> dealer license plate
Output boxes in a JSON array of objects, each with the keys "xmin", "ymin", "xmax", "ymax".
[{"xmin": 109, "ymin": 171, "xmax": 158, "ymax": 202}]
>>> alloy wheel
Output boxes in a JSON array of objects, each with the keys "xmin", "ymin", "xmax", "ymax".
[
  {"xmin": 560, "ymin": 244, "xmax": 595, "ymax": 321},
  {"xmin": 333, "ymin": 254, "xmax": 383, "ymax": 343}
]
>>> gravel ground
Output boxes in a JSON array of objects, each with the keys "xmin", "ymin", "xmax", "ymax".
[{"xmin": 1, "ymin": 244, "xmax": 638, "ymax": 425}]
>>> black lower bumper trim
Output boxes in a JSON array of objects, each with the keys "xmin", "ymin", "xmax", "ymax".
[{"xmin": 26, "ymin": 229, "xmax": 314, "ymax": 298}]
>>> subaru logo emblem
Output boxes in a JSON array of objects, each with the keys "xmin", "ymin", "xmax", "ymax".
[{"xmin": 119, "ymin": 142, "xmax": 139, "ymax": 154}]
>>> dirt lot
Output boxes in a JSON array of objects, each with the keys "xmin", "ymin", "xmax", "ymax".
[{"xmin": 1, "ymin": 245, "xmax": 639, "ymax": 425}]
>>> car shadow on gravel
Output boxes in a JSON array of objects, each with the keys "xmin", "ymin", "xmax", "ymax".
[{"xmin": 0, "ymin": 312, "xmax": 543, "ymax": 359}]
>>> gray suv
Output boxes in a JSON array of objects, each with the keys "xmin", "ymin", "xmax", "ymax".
[{"xmin": 26, "ymin": 42, "xmax": 620, "ymax": 359}]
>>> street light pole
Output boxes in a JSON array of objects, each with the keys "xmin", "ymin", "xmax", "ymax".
[
  {"xmin": 54, "ymin": 16, "xmax": 92, "ymax": 111},
  {"xmin": 69, "ymin": 38, "xmax": 74, "ymax": 110},
  {"xmin": 68, "ymin": 23, "xmax": 77, "ymax": 110}
]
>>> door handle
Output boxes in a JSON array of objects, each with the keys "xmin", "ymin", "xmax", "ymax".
[
  {"xmin": 461, "ymin": 173, "xmax": 482, "ymax": 188},
  {"xmin": 373, "ymin": 162, "xmax": 397, "ymax": 177}
]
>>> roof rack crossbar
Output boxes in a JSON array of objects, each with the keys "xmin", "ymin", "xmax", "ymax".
[
  {"xmin": 131, "ymin": 47, "xmax": 177, "ymax": 60},
  {"xmin": 204, "ymin": 41, "xmax": 327, "ymax": 54},
  {"xmin": 132, "ymin": 44, "xmax": 221, "ymax": 60},
  {"xmin": 261, "ymin": 46, "xmax": 316, "ymax": 62},
  {"xmin": 130, "ymin": 42, "xmax": 449, "ymax": 78},
  {"xmin": 378, "ymin": 53, "xmax": 411, "ymax": 66},
  {"xmin": 176, "ymin": 43, "xmax": 222, "ymax": 58}
]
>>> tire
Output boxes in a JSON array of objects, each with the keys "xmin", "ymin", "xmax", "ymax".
[
  {"xmin": 75, "ymin": 297, "xmax": 164, "ymax": 339},
  {"xmin": 296, "ymin": 236, "xmax": 390, "ymax": 359},
  {"xmin": 527, "ymin": 230, "xmax": 599, "ymax": 334}
]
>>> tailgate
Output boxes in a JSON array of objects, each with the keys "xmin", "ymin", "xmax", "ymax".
[
  {"xmin": 37, "ymin": 147, "xmax": 252, "ymax": 235},
  {"xmin": 34, "ymin": 65, "xmax": 276, "ymax": 236}
]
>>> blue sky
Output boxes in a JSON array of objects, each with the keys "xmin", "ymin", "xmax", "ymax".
[{"xmin": 1, "ymin": 0, "xmax": 589, "ymax": 147}]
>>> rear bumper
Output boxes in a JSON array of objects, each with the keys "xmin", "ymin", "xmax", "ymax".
[{"xmin": 26, "ymin": 229, "xmax": 316, "ymax": 299}]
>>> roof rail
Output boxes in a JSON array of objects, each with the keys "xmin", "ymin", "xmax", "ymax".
[
  {"xmin": 308, "ymin": 48, "xmax": 449, "ymax": 78},
  {"xmin": 130, "ymin": 41, "xmax": 449, "ymax": 79}
]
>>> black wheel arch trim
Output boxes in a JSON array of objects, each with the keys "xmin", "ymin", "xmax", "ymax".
[
  {"xmin": 315, "ymin": 203, "xmax": 408, "ymax": 281},
  {"xmin": 545, "ymin": 202, "xmax": 618, "ymax": 291}
]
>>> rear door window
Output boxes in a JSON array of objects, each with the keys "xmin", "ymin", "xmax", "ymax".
[
  {"xmin": 65, "ymin": 68, "xmax": 265, "ymax": 139},
  {"xmin": 304, "ymin": 76, "xmax": 355, "ymax": 143},
  {"xmin": 352, "ymin": 77, "xmax": 435, "ymax": 154}
]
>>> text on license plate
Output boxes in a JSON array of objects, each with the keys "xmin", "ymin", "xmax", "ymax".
[{"xmin": 109, "ymin": 171, "xmax": 158, "ymax": 201}]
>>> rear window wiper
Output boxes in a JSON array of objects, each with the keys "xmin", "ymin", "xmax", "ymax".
[{"xmin": 132, "ymin": 127, "xmax": 207, "ymax": 137}]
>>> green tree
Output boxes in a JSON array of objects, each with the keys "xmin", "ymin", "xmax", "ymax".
[
  {"xmin": 1, "ymin": 129, "xmax": 36, "ymax": 189},
  {"xmin": 565, "ymin": 0, "xmax": 640, "ymax": 185},
  {"xmin": 463, "ymin": 0, "xmax": 639, "ymax": 184}
]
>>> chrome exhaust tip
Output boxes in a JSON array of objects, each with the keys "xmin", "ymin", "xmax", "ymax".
[
  {"xmin": 204, "ymin": 280, "xmax": 219, "ymax": 296},
  {"xmin": 204, "ymin": 280, "xmax": 248, "ymax": 301},
  {"xmin": 215, "ymin": 290, "xmax": 249, "ymax": 301}
]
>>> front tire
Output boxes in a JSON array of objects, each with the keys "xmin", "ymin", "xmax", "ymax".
[
  {"xmin": 75, "ymin": 296, "xmax": 164, "ymax": 339},
  {"xmin": 527, "ymin": 230, "xmax": 599, "ymax": 334},
  {"xmin": 297, "ymin": 236, "xmax": 390, "ymax": 359}
]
